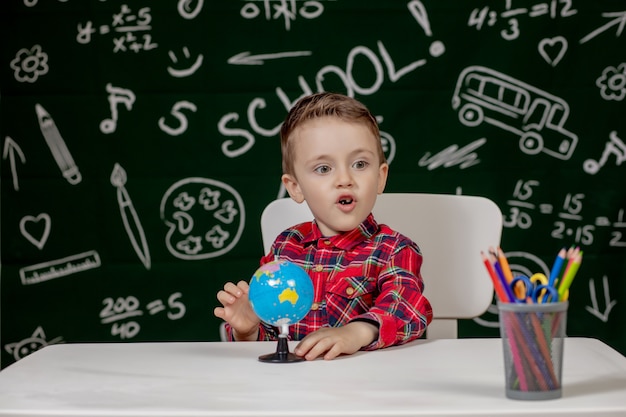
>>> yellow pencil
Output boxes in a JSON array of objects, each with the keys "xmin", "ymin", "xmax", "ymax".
[{"xmin": 558, "ymin": 252, "xmax": 582, "ymax": 301}]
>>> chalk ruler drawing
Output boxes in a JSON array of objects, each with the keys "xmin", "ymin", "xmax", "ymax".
[
  {"xmin": 452, "ymin": 66, "xmax": 578, "ymax": 160},
  {"xmin": 35, "ymin": 104, "xmax": 82, "ymax": 185},
  {"xmin": 3, "ymin": 136, "xmax": 26, "ymax": 191},
  {"xmin": 19, "ymin": 213, "xmax": 51, "ymax": 250},
  {"xmin": 111, "ymin": 163, "xmax": 151, "ymax": 270},
  {"xmin": 4, "ymin": 326, "xmax": 63, "ymax": 362},
  {"xmin": 19, "ymin": 250, "xmax": 101, "ymax": 285},
  {"xmin": 160, "ymin": 178, "xmax": 245, "ymax": 260}
]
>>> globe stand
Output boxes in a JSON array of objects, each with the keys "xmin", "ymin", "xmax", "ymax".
[{"xmin": 258, "ymin": 325, "xmax": 304, "ymax": 363}]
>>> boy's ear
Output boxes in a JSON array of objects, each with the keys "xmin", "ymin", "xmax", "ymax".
[
  {"xmin": 377, "ymin": 163, "xmax": 389, "ymax": 194},
  {"xmin": 281, "ymin": 174, "xmax": 305, "ymax": 203}
]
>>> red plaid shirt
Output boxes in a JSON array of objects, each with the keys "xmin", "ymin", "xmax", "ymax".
[{"xmin": 228, "ymin": 213, "xmax": 432, "ymax": 350}]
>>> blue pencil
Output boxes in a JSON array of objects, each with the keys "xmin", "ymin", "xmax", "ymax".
[{"xmin": 548, "ymin": 248, "xmax": 566, "ymax": 288}]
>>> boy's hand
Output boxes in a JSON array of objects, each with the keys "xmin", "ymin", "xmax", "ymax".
[
  {"xmin": 214, "ymin": 281, "xmax": 260, "ymax": 341},
  {"xmin": 294, "ymin": 321, "xmax": 378, "ymax": 360}
]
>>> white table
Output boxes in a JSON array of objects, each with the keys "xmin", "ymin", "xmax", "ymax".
[{"xmin": 0, "ymin": 337, "xmax": 625, "ymax": 417}]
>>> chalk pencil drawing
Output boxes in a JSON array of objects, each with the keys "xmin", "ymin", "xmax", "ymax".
[
  {"xmin": 19, "ymin": 213, "xmax": 51, "ymax": 250},
  {"xmin": 35, "ymin": 104, "xmax": 82, "ymax": 185},
  {"xmin": 452, "ymin": 66, "xmax": 578, "ymax": 160}
]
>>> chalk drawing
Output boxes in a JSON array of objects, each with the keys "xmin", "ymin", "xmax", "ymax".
[
  {"xmin": 4, "ymin": 326, "xmax": 63, "ymax": 362},
  {"xmin": 3, "ymin": 136, "xmax": 26, "ymax": 191},
  {"xmin": 538, "ymin": 36, "xmax": 567, "ymax": 67},
  {"xmin": 9, "ymin": 44, "xmax": 48, "ymax": 83},
  {"xmin": 19, "ymin": 213, "xmax": 51, "ymax": 250},
  {"xmin": 111, "ymin": 163, "xmax": 151, "ymax": 270},
  {"xmin": 160, "ymin": 178, "xmax": 245, "ymax": 260},
  {"xmin": 452, "ymin": 66, "xmax": 578, "ymax": 160},
  {"xmin": 35, "ymin": 104, "xmax": 82, "ymax": 184}
]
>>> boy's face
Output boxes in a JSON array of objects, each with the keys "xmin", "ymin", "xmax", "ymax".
[{"xmin": 281, "ymin": 116, "xmax": 388, "ymax": 236}]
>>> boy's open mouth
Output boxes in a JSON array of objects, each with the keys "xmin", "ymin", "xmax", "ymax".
[{"xmin": 338, "ymin": 197, "xmax": 354, "ymax": 205}]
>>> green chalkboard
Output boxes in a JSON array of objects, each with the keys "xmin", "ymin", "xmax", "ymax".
[{"xmin": 1, "ymin": 0, "xmax": 625, "ymax": 368}]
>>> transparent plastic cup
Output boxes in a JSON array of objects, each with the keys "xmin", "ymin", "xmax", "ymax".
[{"xmin": 498, "ymin": 301, "xmax": 568, "ymax": 400}]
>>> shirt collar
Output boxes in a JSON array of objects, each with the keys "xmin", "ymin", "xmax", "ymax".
[{"xmin": 302, "ymin": 213, "xmax": 379, "ymax": 250}]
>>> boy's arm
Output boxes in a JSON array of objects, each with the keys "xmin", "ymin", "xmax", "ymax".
[{"xmin": 352, "ymin": 242, "xmax": 433, "ymax": 349}]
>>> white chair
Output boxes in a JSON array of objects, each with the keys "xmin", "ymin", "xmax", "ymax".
[{"xmin": 259, "ymin": 193, "xmax": 503, "ymax": 339}]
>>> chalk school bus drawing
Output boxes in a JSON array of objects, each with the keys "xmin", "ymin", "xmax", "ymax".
[{"xmin": 452, "ymin": 66, "xmax": 578, "ymax": 160}]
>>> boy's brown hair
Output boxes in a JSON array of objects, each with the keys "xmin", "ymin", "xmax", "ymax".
[{"xmin": 280, "ymin": 92, "xmax": 385, "ymax": 176}]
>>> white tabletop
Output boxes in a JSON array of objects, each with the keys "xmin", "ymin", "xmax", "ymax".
[{"xmin": 0, "ymin": 337, "xmax": 625, "ymax": 417}]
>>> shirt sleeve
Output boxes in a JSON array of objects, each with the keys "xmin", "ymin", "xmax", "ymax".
[{"xmin": 351, "ymin": 241, "xmax": 433, "ymax": 350}]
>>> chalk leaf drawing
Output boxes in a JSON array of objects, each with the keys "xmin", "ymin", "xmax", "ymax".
[
  {"xmin": 19, "ymin": 213, "xmax": 51, "ymax": 249},
  {"xmin": 538, "ymin": 36, "xmax": 567, "ymax": 67}
]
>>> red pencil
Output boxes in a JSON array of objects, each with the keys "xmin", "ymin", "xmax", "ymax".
[{"xmin": 481, "ymin": 251, "xmax": 509, "ymax": 302}]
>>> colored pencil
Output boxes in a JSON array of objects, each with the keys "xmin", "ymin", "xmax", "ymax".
[{"xmin": 481, "ymin": 251, "xmax": 509, "ymax": 302}]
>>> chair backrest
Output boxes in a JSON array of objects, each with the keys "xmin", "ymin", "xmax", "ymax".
[{"xmin": 260, "ymin": 193, "xmax": 503, "ymax": 339}]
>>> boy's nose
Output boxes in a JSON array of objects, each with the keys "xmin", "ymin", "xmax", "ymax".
[{"xmin": 335, "ymin": 167, "xmax": 353, "ymax": 187}]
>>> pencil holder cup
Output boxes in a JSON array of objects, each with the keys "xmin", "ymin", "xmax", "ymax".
[{"xmin": 497, "ymin": 301, "xmax": 568, "ymax": 400}]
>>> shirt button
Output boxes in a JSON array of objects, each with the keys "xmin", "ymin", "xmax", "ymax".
[
  {"xmin": 314, "ymin": 264, "xmax": 323, "ymax": 272},
  {"xmin": 310, "ymin": 303, "xmax": 320, "ymax": 311},
  {"xmin": 323, "ymin": 240, "xmax": 331, "ymax": 245},
  {"xmin": 345, "ymin": 287, "xmax": 355, "ymax": 296}
]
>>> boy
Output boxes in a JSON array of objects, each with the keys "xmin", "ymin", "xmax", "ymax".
[{"xmin": 214, "ymin": 92, "xmax": 432, "ymax": 360}]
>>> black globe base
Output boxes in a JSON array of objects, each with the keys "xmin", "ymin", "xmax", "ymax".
[{"xmin": 258, "ymin": 336, "xmax": 304, "ymax": 363}]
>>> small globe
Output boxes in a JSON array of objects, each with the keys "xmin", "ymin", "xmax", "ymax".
[{"xmin": 249, "ymin": 260, "xmax": 314, "ymax": 328}]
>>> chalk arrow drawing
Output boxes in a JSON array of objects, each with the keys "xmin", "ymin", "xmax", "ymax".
[
  {"xmin": 20, "ymin": 213, "xmax": 51, "ymax": 250},
  {"xmin": 3, "ymin": 136, "xmax": 26, "ymax": 191},
  {"xmin": 585, "ymin": 276, "xmax": 617, "ymax": 322},
  {"xmin": 580, "ymin": 11, "xmax": 626, "ymax": 44},
  {"xmin": 228, "ymin": 50, "xmax": 312, "ymax": 65}
]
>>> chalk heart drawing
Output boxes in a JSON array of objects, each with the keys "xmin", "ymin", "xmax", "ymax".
[
  {"xmin": 20, "ymin": 213, "xmax": 51, "ymax": 249},
  {"xmin": 538, "ymin": 36, "xmax": 567, "ymax": 67}
]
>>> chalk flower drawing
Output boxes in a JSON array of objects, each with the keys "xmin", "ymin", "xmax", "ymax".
[
  {"xmin": 596, "ymin": 63, "xmax": 626, "ymax": 101},
  {"xmin": 10, "ymin": 44, "xmax": 49, "ymax": 83}
]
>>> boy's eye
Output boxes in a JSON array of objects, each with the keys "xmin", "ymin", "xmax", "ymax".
[
  {"xmin": 353, "ymin": 160, "xmax": 369, "ymax": 169},
  {"xmin": 314, "ymin": 165, "xmax": 331, "ymax": 174}
]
